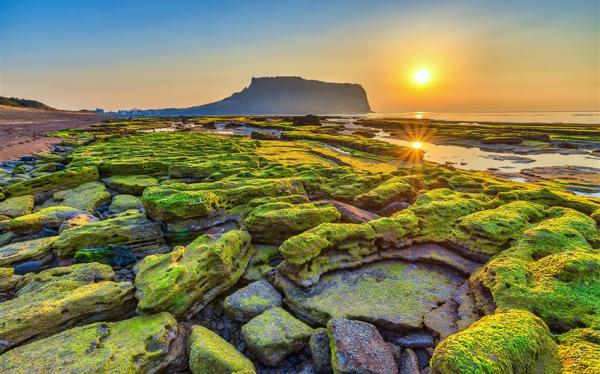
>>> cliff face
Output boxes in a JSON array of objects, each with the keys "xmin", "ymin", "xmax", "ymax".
[{"xmin": 147, "ymin": 77, "xmax": 371, "ymax": 115}]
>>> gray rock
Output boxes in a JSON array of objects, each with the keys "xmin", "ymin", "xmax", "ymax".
[
  {"xmin": 241, "ymin": 307, "xmax": 313, "ymax": 366},
  {"xmin": 328, "ymin": 318, "xmax": 397, "ymax": 374},
  {"xmin": 223, "ymin": 279, "xmax": 282, "ymax": 322},
  {"xmin": 399, "ymin": 348, "xmax": 420, "ymax": 374},
  {"xmin": 396, "ymin": 332, "xmax": 435, "ymax": 348},
  {"xmin": 309, "ymin": 328, "xmax": 332, "ymax": 374}
]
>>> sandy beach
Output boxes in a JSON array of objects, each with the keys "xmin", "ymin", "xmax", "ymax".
[{"xmin": 0, "ymin": 105, "xmax": 109, "ymax": 160}]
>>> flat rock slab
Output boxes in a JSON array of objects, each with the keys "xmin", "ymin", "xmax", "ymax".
[{"xmin": 277, "ymin": 260, "xmax": 465, "ymax": 332}]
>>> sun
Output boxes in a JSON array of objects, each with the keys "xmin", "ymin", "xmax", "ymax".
[
  {"xmin": 413, "ymin": 69, "xmax": 431, "ymax": 86},
  {"xmin": 412, "ymin": 141, "xmax": 423, "ymax": 149}
]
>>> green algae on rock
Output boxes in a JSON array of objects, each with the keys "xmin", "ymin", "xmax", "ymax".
[
  {"xmin": 0, "ymin": 262, "xmax": 135, "ymax": 352},
  {"xmin": 354, "ymin": 175, "xmax": 420, "ymax": 210},
  {"xmin": 241, "ymin": 307, "xmax": 313, "ymax": 366},
  {"xmin": 0, "ymin": 236, "xmax": 57, "ymax": 267},
  {"xmin": 243, "ymin": 201, "xmax": 341, "ymax": 244},
  {"xmin": 53, "ymin": 210, "xmax": 165, "ymax": 258},
  {"xmin": 431, "ymin": 309, "xmax": 561, "ymax": 374},
  {"xmin": 4, "ymin": 166, "xmax": 99, "ymax": 198},
  {"xmin": 142, "ymin": 186, "xmax": 220, "ymax": 221},
  {"xmin": 104, "ymin": 174, "xmax": 159, "ymax": 195},
  {"xmin": 276, "ymin": 260, "xmax": 464, "ymax": 331},
  {"xmin": 277, "ymin": 213, "xmax": 418, "ymax": 286},
  {"xmin": 0, "ymin": 195, "xmax": 34, "ymax": 218},
  {"xmin": 108, "ymin": 194, "xmax": 144, "ymax": 214},
  {"xmin": 42, "ymin": 181, "xmax": 111, "ymax": 211},
  {"xmin": 0, "ymin": 267, "xmax": 22, "ymax": 292},
  {"xmin": 188, "ymin": 325, "xmax": 256, "ymax": 374},
  {"xmin": 223, "ymin": 279, "xmax": 283, "ymax": 322},
  {"xmin": 0, "ymin": 206, "xmax": 92, "ymax": 235},
  {"xmin": 135, "ymin": 230, "xmax": 253, "ymax": 317},
  {"xmin": 557, "ymin": 328, "xmax": 600, "ymax": 374},
  {"xmin": 0, "ymin": 312, "xmax": 183, "ymax": 373}
]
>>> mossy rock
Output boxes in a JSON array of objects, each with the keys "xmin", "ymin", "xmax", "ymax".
[
  {"xmin": 142, "ymin": 186, "xmax": 220, "ymax": 221},
  {"xmin": 0, "ymin": 267, "xmax": 22, "ymax": 292},
  {"xmin": 276, "ymin": 259, "xmax": 463, "ymax": 331},
  {"xmin": 0, "ymin": 236, "xmax": 57, "ymax": 267},
  {"xmin": 241, "ymin": 307, "xmax": 313, "ymax": 366},
  {"xmin": 0, "ymin": 312, "xmax": 183, "ymax": 373},
  {"xmin": 243, "ymin": 201, "xmax": 341, "ymax": 244},
  {"xmin": 135, "ymin": 230, "xmax": 253, "ymax": 317},
  {"xmin": 0, "ymin": 195, "xmax": 34, "ymax": 218},
  {"xmin": 458, "ymin": 201, "xmax": 546, "ymax": 256},
  {"xmin": 557, "ymin": 328, "xmax": 600, "ymax": 373},
  {"xmin": 430, "ymin": 309, "xmax": 561, "ymax": 374},
  {"xmin": 496, "ymin": 187, "xmax": 600, "ymax": 216},
  {"xmin": 74, "ymin": 245, "xmax": 136, "ymax": 267},
  {"xmin": 4, "ymin": 166, "xmax": 99, "ymax": 198},
  {"xmin": 104, "ymin": 174, "xmax": 159, "ymax": 195},
  {"xmin": 42, "ymin": 181, "xmax": 111, "ymax": 211},
  {"xmin": 278, "ymin": 212, "xmax": 418, "ymax": 286},
  {"xmin": 223, "ymin": 279, "xmax": 283, "ymax": 322},
  {"xmin": 188, "ymin": 325, "xmax": 256, "ymax": 374},
  {"xmin": 354, "ymin": 175, "xmax": 419, "ymax": 210},
  {"xmin": 473, "ymin": 250, "xmax": 600, "ymax": 332},
  {"xmin": 0, "ymin": 206, "xmax": 90, "ymax": 235},
  {"xmin": 53, "ymin": 211, "xmax": 165, "ymax": 258},
  {"xmin": 108, "ymin": 194, "xmax": 144, "ymax": 214},
  {"xmin": 0, "ymin": 262, "xmax": 135, "ymax": 352}
]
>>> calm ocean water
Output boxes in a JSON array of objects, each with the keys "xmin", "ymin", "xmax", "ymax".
[{"xmin": 367, "ymin": 111, "xmax": 600, "ymax": 124}]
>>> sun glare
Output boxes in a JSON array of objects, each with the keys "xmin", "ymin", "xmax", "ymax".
[
  {"xmin": 412, "ymin": 141, "xmax": 423, "ymax": 149},
  {"xmin": 413, "ymin": 69, "xmax": 431, "ymax": 86}
]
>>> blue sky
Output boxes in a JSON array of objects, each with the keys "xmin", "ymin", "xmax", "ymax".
[{"xmin": 1, "ymin": 0, "xmax": 598, "ymax": 111}]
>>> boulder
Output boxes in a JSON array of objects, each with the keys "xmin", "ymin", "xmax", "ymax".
[
  {"xmin": 328, "ymin": 318, "xmax": 398, "ymax": 374},
  {"xmin": 331, "ymin": 200, "xmax": 380, "ymax": 223},
  {"xmin": 399, "ymin": 348, "xmax": 420, "ymax": 374},
  {"xmin": 241, "ymin": 307, "xmax": 313, "ymax": 366},
  {"xmin": 135, "ymin": 230, "xmax": 253, "ymax": 317},
  {"xmin": 431, "ymin": 309, "xmax": 561, "ymax": 374},
  {"xmin": 481, "ymin": 136, "xmax": 523, "ymax": 145},
  {"xmin": 0, "ymin": 267, "xmax": 22, "ymax": 292},
  {"xmin": 104, "ymin": 174, "xmax": 159, "ymax": 195},
  {"xmin": 0, "ymin": 195, "xmax": 34, "ymax": 218},
  {"xmin": 108, "ymin": 194, "xmax": 144, "ymax": 214},
  {"xmin": 0, "ymin": 262, "xmax": 135, "ymax": 352},
  {"xmin": 53, "ymin": 211, "xmax": 165, "ymax": 258},
  {"xmin": 243, "ymin": 201, "xmax": 340, "ymax": 244},
  {"xmin": 354, "ymin": 176, "xmax": 420, "ymax": 210},
  {"xmin": 0, "ymin": 236, "xmax": 57, "ymax": 267},
  {"xmin": 4, "ymin": 166, "xmax": 99, "ymax": 198},
  {"xmin": 223, "ymin": 279, "xmax": 283, "ymax": 322},
  {"xmin": 0, "ymin": 206, "xmax": 94, "ymax": 235},
  {"xmin": 276, "ymin": 260, "xmax": 464, "ymax": 331},
  {"xmin": 309, "ymin": 328, "xmax": 332, "ymax": 374},
  {"xmin": 188, "ymin": 325, "xmax": 255, "ymax": 374},
  {"xmin": 42, "ymin": 181, "xmax": 111, "ymax": 211},
  {"xmin": 0, "ymin": 312, "xmax": 184, "ymax": 373},
  {"xmin": 142, "ymin": 187, "xmax": 220, "ymax": 221}
]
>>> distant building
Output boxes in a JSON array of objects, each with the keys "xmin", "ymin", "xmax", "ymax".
[{"xmin": 95, "ymin": 108, "xmax": 104, "ymax": 114}]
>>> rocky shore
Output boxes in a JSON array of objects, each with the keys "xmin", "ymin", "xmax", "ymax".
[{"xmin": 0, "ymin": 116, "xmax": 598, "ymax": 373}]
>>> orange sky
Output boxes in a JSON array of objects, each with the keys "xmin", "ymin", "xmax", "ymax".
[{"xmin": 1, "ymin": 1, "xmax": 598, "ymax": 112}]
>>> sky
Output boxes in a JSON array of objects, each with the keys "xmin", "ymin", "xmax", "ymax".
[{"xmin": 0, "ymin": 0, "xmax": 598, "ymax": 112}]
